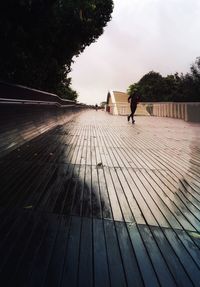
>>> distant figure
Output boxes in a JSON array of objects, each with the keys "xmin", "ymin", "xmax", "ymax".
[
  {"xmin": 95, "ymin": 104, "xmax": 98, "ymax": 111},
  {"xmin": 127, "ymin": 88, "xmax": 140, "ymax": 124}
]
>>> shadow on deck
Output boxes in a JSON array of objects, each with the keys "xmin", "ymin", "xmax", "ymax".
[{"xmin": 0, "ymin": 110, "xmax": 200, "ymax": 287}]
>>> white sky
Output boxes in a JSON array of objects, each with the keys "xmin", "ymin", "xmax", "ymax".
[{"xmin": 70, "ymin": 0, "xmax": 200, "ymax": 105}]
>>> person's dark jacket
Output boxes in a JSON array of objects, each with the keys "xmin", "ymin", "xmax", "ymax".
[{"xmin": 128, "ymin": 92, "xmax": 140, "ymax": 107}]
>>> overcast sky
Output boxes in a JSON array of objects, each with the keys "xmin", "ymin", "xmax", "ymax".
[{"xmin": 70, "ymin": 0, "xmax": 200, "ymax": 105}]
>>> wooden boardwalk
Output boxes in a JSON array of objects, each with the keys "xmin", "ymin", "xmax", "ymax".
[{"xmin": 0, "ymin": 110, "xmax": 200, "ymax": 287}]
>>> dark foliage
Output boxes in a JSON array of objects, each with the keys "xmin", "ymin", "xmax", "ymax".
[
  {"xmin": 128, "ymin": 57, "xmax": 200, "ymax": 102},
  {"xmin": 0, "ymin": 0, "xmax": 113, "ymax": 100}
]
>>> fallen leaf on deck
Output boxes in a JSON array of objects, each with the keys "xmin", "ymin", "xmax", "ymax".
[
  {"xmin": 96, "ymin": 162, "xmax": 103, "ymax": 168},
  {"xmin": 24, "ymin": 205, "xmax": 33, "ymax": 209},
  {"xmin": 189, "ymin": 232, "xmax": 200, "ymax": 239}
]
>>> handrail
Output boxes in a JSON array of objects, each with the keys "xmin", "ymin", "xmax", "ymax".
[
  {"xmin": 106, "ymin": 101, "xmax": 200, "ymax": 122},
  {"xmin": 108, "ymin": 101, "xmax": 200, "ymax": 105},
  {"xmin": 0, "ymin": 81, "xmax": 85, "ymax": 107},
  {"xmin": 0, "ymin": 97, "xmax": 77, "ymax": 107}
]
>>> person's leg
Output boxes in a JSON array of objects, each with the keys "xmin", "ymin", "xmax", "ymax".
[
  {"xmin": 128, "ymin": 103, "xmax": 134, "ymax": 121},
  {"xmin": 131, "ymin": 105, "xmax": 137, "ymax": 123},
  {"xmin": 130, "ymin": 113, "xmax": 134, "ymax": 123},
  {"xmin": 128, "ymin": 111, "xmax": 134, "ymax": 121}
]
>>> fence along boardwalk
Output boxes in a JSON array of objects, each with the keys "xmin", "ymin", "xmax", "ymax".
[{"xmin": 0, "ymin": 110, "xmax": 200, "ymax": 286}]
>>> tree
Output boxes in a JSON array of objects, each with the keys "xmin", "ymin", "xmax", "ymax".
[
  {"xmin": 191, "ymin": 57, "xmax": 200, "ymax": 84},
  {"xmin": 137, "ymin": 71, "xmax": 164, "ymax": 102},
  {"xmin": 0, "ymin": 0, "xmax": 114, "ymax": 99},
  {"xmin": 188, "ymin": 57, "xmax": 200, "ymax": 101},
  {"xmin": 127, "ymin": 83, "xmax": 139, "ymax": 96},
  {"xmin": 128, "ymin": 72, "xmax": 183, "ymax": 102},
  {"xmin": 174, "ymin": 58, "xmax": 200, "ymax": 102},
  {"xmin": 127, "ymin": 57, "xmax": 200, "ymax": 102}
]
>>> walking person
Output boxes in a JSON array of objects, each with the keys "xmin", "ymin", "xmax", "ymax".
[{"xmin": 127, "ymin": 88, "xmax": 140, "ymax": 124}]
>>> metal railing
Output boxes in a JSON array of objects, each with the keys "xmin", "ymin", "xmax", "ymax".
[
  {"xmin": 106, "ymin": 101, "xmax": 200, "ymax": 122},
  {"xmin": 106, "ymin": 102, "xmax": 151, "ymax": 116},
  {"xmin": 0, "ymin": 81, "xmax": 86, "ymax": 108},
  {"xmin": 0, "ymin": 81, "xmax": 88, "ymax": 156}
]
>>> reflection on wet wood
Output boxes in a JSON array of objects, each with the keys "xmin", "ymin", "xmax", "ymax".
[{"xmin": 0, "ymin": 111, "xmax": 200, "ymax": 286}]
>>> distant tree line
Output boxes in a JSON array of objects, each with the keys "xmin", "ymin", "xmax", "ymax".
[
  {"xmin": 128, "ymin": 57, "xmax": 200, "ymax": 102},
  {"xmin": 0, "ymin": 0, "xmax": 113, "ymax": 100}
]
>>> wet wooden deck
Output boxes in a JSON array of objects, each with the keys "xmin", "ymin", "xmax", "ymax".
[{"xmin": 0, "ymin": 110, "xmax": 200, "ymax": 287}]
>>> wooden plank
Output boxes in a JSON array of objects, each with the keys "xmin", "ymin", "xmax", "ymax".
[
  {"xmin": 62, "ymin": 165, "xmax": 80, "ymax": 215},
  {"xmin": 93, "ymin": 132, "xmax": 102, "ymax": 166},
  {"xmin": 98, "ymin": 126, "xmax": 114, "ymax": 167},
  {"xmin": 27, "ymin": 214, "xmax": 60, "ymax": 287},
  {"xmin": 0, "ymin": 211, "xmax": 32, "ymax": 271},
  {"xmin": 82, "ymin": 165, "xmax": 92, "ymax": 217},
  {"xmin": 138, "ymin": 224, "xmax": 177, "ymax": 287},
  {"xmin": 129, "ymin": 169, "xmax": 169, "ymax": 228},
  {"xmin": 98, "ymin": 168, "xmax": 113, "ymax": 219},
  {"xmin": 179, "ymin": 178, "xmax": 200, "ymax": 206},
  {"xmin": 93, "ymin": 218, "xmax": 110, "ymax": 287},
  {"xmin": 140, "ymin": 169, "xmax": 183, "ymax": 230},
  {"xmin": 61, "ymin": 216, "xmax": 81, "ymax": 287},
  {"xmin": 43, "ymin": 216, "xmax": 70, "ymax": 287},
  {"xmin": 127, "ymin": 223, "xmax": 160, "ymax": 287},
  {"xmin": 71, "ymin": 164, "xmax": 85, "ymax": 217},
  {"xmin": 164, "ymin": 228, "xmax": 200, "ymax": 286},
  {"xmin": 110, "ymin": 167, "xmax": 134, "ymax": 222},
  {"xmin": 10, "ymin": 212, "xmax": 49, "ymax": 286},
  {"xmin": 52, "ymin": 164, "xmax": 72, "ymax": 214},
  {"xmin": 150, "ymin": 226, "xmax": 193, "ymax": 287},
  {"xmin": 146, "ymin": 169, "xmax": 196, "ymax": 231},
  {"xmin": 153, "ymin": 170, "xmax": 200, "ymax": 231},
  {"xmin": 78, "ymin": 217, "xmax": 93, "ymax": 287},
  {"xmin": 116, "ymin": 168, "xmax": 145, "ymax": 225},
  {"xmin": 0, "ymin": 211, "xmax": 39, "ymax": 285},
  {"xmin": 91, "ymin": 167, "xmax": 102, "ymax": 218},
  {"xmin": 104, "ymin": 220, "xmax": 127, "ymax": 287},
  {"xmin": 122, "ymin": 168, "xmax": 157, "ymax": 226},
  {"xmin": 116, "ymin": 221, "xmax": 144, "ymax": 287},
  {"xmin": 104, "ymin": 167, "xmax": 123, "ymax": 221},
  {"xmin": 175, "ymin": 229, "xmax": 200, "ymax": 269}
]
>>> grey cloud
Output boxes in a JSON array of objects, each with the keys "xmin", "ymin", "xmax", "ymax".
[{"xmin": 70, "ymin": 0, "xmax": 200, "ymax": 104}]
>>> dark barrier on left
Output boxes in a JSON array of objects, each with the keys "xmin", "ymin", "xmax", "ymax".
[{"xmin": 0, "ymin": 82, "xmax": 88, "ymax": 157}]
